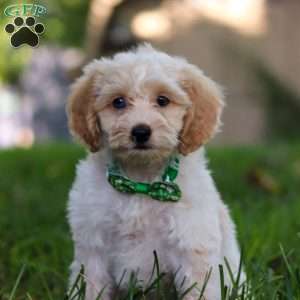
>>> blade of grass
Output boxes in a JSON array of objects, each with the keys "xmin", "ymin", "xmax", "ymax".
[
  {"xmin": 26, "ymin": 293, "xmax": 33, "ymax": 300},
  {"xmin": 39, "ymin": 272, "xmax": 54, "ymax": 300},
  {"xmin": 180, "ymin": 282, "xmax": 197, "ymax": 299},
  {"xmin": 280, "ymin": 244, "xmax": 295, "ymax": 280},
  {"xmin": 67, "ymin": 265, "xmax": 85, "ymax": 299},
  {"xmin": 224, "ymin": 258, "xmax": 235, "ymax": 286},
  {"xmin": 219, "ymin": 264, "xmax": 228, "ymax": 300},
  {"xmin": 197, "ymin": 268, "xmax": 212, "ymax": 300},
  {"xmin": 235, "ymin": 250, "xmax": 244, "ymax": 287},
  {"xmin": 95, "ymin": 286, "xmax": 107, "ymax": 300},
  {"xmin": 9, "ymin": 264, "xmax": 26, "ymax": 300}
]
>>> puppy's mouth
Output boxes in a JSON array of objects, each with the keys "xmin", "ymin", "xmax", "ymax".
[
  {"xmin": 133, "ymin": 144, "xmax": 152, "ymax": 150},
  {"xmin": 112, "ymin": 143, "xmax": 173, "ymax": 163},
  {"xmin": 111, "ymin": 143, "xmax": 155, "ymax": 153}
]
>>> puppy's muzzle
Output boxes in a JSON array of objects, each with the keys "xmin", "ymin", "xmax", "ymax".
[{"xmin": 131, "ymin": 124, "xmax": 152, "ymax": 146}]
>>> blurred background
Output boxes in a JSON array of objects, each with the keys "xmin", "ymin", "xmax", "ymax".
[{"xmin": 1, "ymin": 0, "xmax": 300, "ymax": 149}]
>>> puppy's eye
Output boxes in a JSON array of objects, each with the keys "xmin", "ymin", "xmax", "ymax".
[
  {"xmin": 112, "ymin": 97, "xmax": 127, "ymax": 109},
  {"xmin": 157, "ymin": 95, "xmax": 170, "ymax": 107}
]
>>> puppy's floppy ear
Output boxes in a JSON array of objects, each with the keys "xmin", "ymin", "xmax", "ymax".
[
  {"xmin": 67, "ymin": 62, "xmax": 102, "ymax": 152},
  {"xmin": 178, "ymin": 63, "xmax": 224, "ymax": 155}
]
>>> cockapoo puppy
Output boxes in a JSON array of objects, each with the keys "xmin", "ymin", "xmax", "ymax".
[{"xmin": 67, "ymin": 44, "xmax": 244, "ymax": 300}]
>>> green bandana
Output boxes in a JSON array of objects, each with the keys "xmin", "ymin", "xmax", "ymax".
[{"xmin": 106, "ymin": 156, "xmax": 181, "ymax": 202}]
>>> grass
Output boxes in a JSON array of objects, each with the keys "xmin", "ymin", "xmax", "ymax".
[{"xmin": 0, "ymin": 143, "xmax": 299, "ymax": 299}]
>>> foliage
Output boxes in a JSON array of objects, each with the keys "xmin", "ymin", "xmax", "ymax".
[{"xmin": 0, "ymin": 143, "xmax": 299, "ymax": 299}]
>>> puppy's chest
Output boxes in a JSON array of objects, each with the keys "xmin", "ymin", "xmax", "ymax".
[
  {"xmin": 107, "ymin": 197, "xmax": 176, "ymax": 276},
  {"xmin": 112, "ymin": 196, "xmax": 175, "ymax": 244}
]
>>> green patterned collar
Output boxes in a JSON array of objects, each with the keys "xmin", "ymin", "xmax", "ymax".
[{"xmin": 106, "ymin": 155, "xmax": 181, "ymax": 202}]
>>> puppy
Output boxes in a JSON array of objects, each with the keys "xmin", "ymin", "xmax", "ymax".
[{"xmin": 67, "ymin": 44, "xmax": 243, "ymax": 300}]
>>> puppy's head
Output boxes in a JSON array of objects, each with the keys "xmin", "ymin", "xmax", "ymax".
[{"xmin": 67, "ymin": 45, "xmax": 224, "ymax": 162}]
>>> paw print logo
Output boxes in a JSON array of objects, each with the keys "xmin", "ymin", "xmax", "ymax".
[{"xmin": 5, "ymin": 16, "xmax": 45, "ymax": 48}]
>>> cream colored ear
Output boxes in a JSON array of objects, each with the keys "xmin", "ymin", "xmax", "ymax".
[
  {"xmin": 178, "ymin": 64, "xmax": 224, "ymax": 155},
  {"xmin": 66, "ymin": 65, "xmax": 101, "ymax": 152}
]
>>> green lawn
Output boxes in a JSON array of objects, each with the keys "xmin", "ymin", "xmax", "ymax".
[{"xmin": 0, "ymin": 144, "xmax": 299, "ymax": 299}]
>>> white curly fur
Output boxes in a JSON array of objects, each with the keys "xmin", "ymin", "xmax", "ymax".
[{"xmin": 67, "ymin": 45, "xmax": 244, "ymax": 300}]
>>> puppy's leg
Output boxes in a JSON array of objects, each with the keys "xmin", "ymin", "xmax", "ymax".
[
  {"xmin": 172, "ymin": 207, "xmax": 245, "ymax": 300},
  {"xmin": 69, "ymin": 248, "xmax": 113, "ymax": 300},
  {"xmin": 219, "ymin": 204, "xmax": 246, "ymax": 288},
  {"xmin": 168, "ymin": 210, "xmax": 222, "ymax": 300}
]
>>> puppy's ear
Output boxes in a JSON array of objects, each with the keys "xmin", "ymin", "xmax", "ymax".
[
  {"xmin": 67, "ymin": 63, "xmax": 101, "ymax": 152},
  {"xmin": 178, "ymin": 64, "xmax": 224, "ymax": 155}
]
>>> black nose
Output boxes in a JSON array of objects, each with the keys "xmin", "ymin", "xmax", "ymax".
[{"xmin": 131, "ymin": 124, "xmax": 152, "ymax": 144}]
